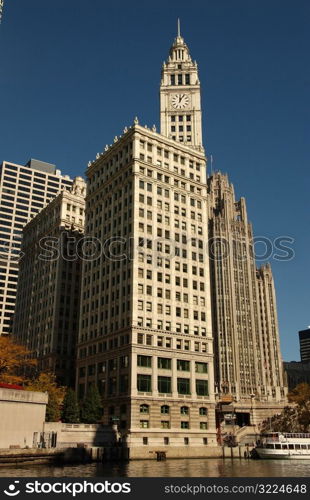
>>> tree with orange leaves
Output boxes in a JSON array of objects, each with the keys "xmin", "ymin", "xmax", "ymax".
[{"xmin": 0, "ymin": 336, "xmax": 37, "ymax": 384}]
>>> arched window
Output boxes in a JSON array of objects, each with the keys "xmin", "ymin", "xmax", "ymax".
[
  {"xmin": 180, "ymin": 406, "xmax": 189, "ymax": 415},
  {"xmin": 161, "ymin": 405, "xmax": 170, "ymax": 414},
  {"xmin": 140, "ymin": 404, "xmax": 149, "ymax": 414}
]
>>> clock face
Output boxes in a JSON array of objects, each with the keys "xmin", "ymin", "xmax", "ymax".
[{"xmin": 171, "ymin": 93, "xmax": 190, "ymax": 109}]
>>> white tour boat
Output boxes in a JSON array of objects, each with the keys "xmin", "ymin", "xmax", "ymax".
[{"xmin": 256, "ymin": 432, "xmax": 310, "ymax": 459}]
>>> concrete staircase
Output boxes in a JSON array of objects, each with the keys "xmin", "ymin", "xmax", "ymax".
[{"xmin": 235, "ymin": 425, "xmax": 258, "ymax": 445}]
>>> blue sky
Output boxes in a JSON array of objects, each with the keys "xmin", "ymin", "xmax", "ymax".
[{"xmin": 0, "ymin": 0, "xmax": 309, "ymax": 360}]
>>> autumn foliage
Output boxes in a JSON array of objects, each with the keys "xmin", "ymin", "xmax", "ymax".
[
  {"xmin": 26, "ymin": 372, "xmax": 66, "ymax": 422},
  {"xmin": 0, "ymin": 336, "xmax": 37, "ymax": 384},
  {"xmin": 262, "ymin": 383, "xmax": 310, "ymax": 433},
  {"xmin": 288, "ymin": 383, "xmax": 310, "ymax": 406}
]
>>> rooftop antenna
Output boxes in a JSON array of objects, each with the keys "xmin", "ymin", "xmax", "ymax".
[{"xmin": 177, "ymin": 18, "xmax": 181, "ymax": 37}]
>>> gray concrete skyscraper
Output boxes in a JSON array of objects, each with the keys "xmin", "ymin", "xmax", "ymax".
[
  {"xmin": 208, "ymin": 172, "xmax": 286, "ymax": 425},
  {"xmin": 0, "ymin": 159, "xmax": 72, "ymax": 335}
]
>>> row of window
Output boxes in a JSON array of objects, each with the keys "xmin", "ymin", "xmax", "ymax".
[
  {"xmin": 4, "ymin": 164, "xmax": 71, "ymax": 184},
  {"xmin": 137, "ymin": 299, "xmax": 206, "ymax": 313},
  {"xmin": 139, "ymin": 165, "xmax": 201, "ymax": 183},
  {"xmin": 138, "ymin": 356, "xmax": 208, "ymax": 373},
  {"xmin": 3, "ymin": 174, "xmax": 62, "ymax": 191},
  {"xmin": 170, "ymin": 74, "xmax": 191, "ymax": 86},
  {"xmin": 142, "ymin": 436, "xmax": 208, "ymax": 445},
  {"xmin": 139, "ymin": 180, "xmax": 203, "ymax": 201},
  {"xmin": 78, "ymin": 335, "xmax": 130, "ymax": 358},
  {"xmin": 140, "ymin": 420, "xmax": 208, "ymax": 430},
  {"xmin": 139, "ymin": 198, "xmax": 203, "ymax": 221},
  {"xmin": 139, "ymin": 404, "xmax": 208, "ymax": 415},
  {"xmin": 139, "ymin": 140, "xmax": 200, "ymax": 167},
  {"xmin": 137, "ymin": 333, "xmax": 208, "ymax": 349},
  {"xmin": 66, "ymin": 204, "xmax": 84, "ymax": 215},
  {"xmin": 137, "ymin": 280, "xmax": 205, "ymax": 294},
  {"xmin": 137, "ymin": 374, "xmax": 209, "ymax": 396},
  {"xmin": 138, "ymin": 167, "xmax": 202, "ymax": 195},
  {"xmin": 138, "ymin": 268, "xmax": 205, "ymax": 280},
  {"xmin": 171, "ymin": 125, "xmax": 192, "ymax": 133},
  {"xmin": 136, "ymin": 313, "xmax": 207, "ymax": 329}
]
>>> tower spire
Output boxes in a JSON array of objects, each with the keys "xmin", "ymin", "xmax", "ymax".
[{"xmin": 177, "ymin": 18, "xmax": 181, "ymax": 37}]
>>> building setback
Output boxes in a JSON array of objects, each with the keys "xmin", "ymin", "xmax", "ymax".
[
  {"xmin": 0, "ymin": 159, "xmax": 73, "ymax": 335},
  {"xmin": 13, "ymin": 177, "xmax": 86, "ymax": 386},
  {"xmin": 208, "ymin": 172, "xmax": 286, "ymax": 424}
]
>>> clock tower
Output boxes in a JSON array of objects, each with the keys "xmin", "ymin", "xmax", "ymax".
[{"xmin": 160, "ymin": 22, "xmax": 203, "ymax": 152}]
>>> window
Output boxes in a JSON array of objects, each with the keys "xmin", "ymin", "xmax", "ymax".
[
  {"xmin": 120, "ymin": 356, "xmax": 128, "ymax": 369},
  {"xmin": 137, "ymin": 355, "xmax": 152, "ymax": 368},
  {"xmin": 178, "ymin": 378, "xmax": 190, "ymax": 395},
  {"xmin": 171, "ymin": 75, "xmax": 175, "ymax": 85},
  {"xmin": 181, "ymin": 422, "xmax": 190, "ymax": 429},
  {"xmin": 185, "ymin": 74, "xmax": 190, "ymax": 85},
  {"xmin": 200, "ymin": 422, "xmax": 208, "ymax": 430},
  {"xmin": 161, "ymin": 405, "xmax": 170, "ymax": 414},
  {"xmin": 140, "ymin": 404, "xmax": 149, "ymax": 414},
  {"xmin": 203, "ymin": 438, "xmax": 208, "ymax": 445},
  {"xmin": 161, "ymin": 421, "xmax": 170, "ymax": 429},
  {"xmin": 158, "ymin": 357, "xmax": 171, "ymax": 370},
  {"xmin": 166, "ymin": 338, "xmax": 171, "ymax": 348},
  {"xmin": 180, "ymin": 406, "xmax": 189, "ymax": 415},
  {"xmin": 143, "ymin": 437, "xmax": 148, "ymax": 445},
  {"xmin": 177, "ymin": 360, "xmax": 190, "ymax": 371},
  {"xmin": 184, "ymin": 437, "xmax": 189, "ymax": 444},
  {"xmin": 164, "ymin": 437, "xmax": 169, "ymax": 445},
  {"xmin": 120, "ymin": 375, "xmax": 128, "ymax": 393},
  {"xmin": 199, "ymin": 407, "xmax": 208, "ymax": 416},
  {"xmin": 178, "ymin": 74, "xmax": 182, "ymax": 85},
  {"xmin": 195, "ymin": 362, "xmax": 208, "ymax": 374},
  {"xmin": 158, "ymin": 376, "xmax": 171, "ymax": 394},
  {"xmin": 137, "ymin": 374, "xmax": 151, "ymax": 392},
  {"xmin": 196, "ymin": 380, "xmax": 209, "ymax": 396},
  {"xmin": 140, "ymin": 421, "xmax": 149, "ymax": 428}
]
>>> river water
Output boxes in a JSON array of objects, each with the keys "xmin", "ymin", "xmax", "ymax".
[{"xmin": 0, "ymin": 459, "xmax": 309, "ymax": 477}]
